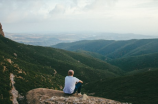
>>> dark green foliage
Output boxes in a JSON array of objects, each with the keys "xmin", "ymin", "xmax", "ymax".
[
  {"xmin": 75, "ymin": 49, "xmax": 111, "ymax": 61},
  {"xmin": 83, "ymin": 70, "xmax": 158, "ymax": 104},
  {"xmin": 0, "ymin": 57, "xmax": 12, "ymax": 104},
  {"xmin": 52, "ymin": 40, "xmax": 114, "ymax": 53},
  {"xmin": 63, "ymin": 50, "xmax": 123, "ymax": 75},
  {"xmin": 108, "ymin": 52, "xmax": 158, "ymax": 72}
]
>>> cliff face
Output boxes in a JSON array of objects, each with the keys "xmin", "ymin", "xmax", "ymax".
[
  {"xmin": 0, "ymin": 23, "xmax": 5, "ymax": 37},
  {"xmin": 26, "ymin": 88, "xmax": 126, "ymax": 104}
]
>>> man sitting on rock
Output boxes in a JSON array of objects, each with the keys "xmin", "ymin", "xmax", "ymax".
[{"xmin": 63, "ymin": 70, "xmax": 83, "ymax": 95}]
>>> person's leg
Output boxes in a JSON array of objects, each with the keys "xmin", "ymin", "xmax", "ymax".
[
  {"xmin": 73, "ymin": 82, "xmax": 82, "ymax": 94},
  {"xmin": 76, "ymin": 82, "xmax": 82, "ymax": 93}
]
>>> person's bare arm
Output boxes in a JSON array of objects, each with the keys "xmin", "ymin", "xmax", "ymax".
[{"xmin": 79, "ymin": 80, "xmax": 83, "ymax": 83}]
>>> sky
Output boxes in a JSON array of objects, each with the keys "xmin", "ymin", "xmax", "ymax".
[{"xmin": 0, "ymin": 0, "xmax": 158, "ymax": 36}]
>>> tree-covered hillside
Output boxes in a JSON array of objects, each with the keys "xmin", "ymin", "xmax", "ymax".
[
  {"xmin": 83, "ymin": 69, "xmax": 158, "ymax": 104},
  {"xmin": 52, "ymin": 39, "xmax": 158, "ymax": 59},
  {"xmin": 2, "ymin": 35, "xmax": 158, "ymax": 104},
  {"xmin": 53, "ymin": 38, "xmax": 158, "ymax": 104},
  {"xmin": 0, "ymin": 36, "xmax": 122, "ymax": 103},
  {"xmin": 0, "ymin": 57, "xmax": 12, "ymax": 104},
  {"xmin": 75, "ymin": 49, "xmax": 111, "ymax": 61},
  {"xmin": 108, "ymin": 52, "xmax": 158, "ymax": 72}
]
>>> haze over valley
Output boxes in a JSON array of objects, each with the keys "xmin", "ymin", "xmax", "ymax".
[{"xmin": 5, "ymin": 32, "xmax": 158, "ymax": 46}]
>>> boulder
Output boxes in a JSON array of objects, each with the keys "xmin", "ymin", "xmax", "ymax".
[{"xmin": 26, "ymin": 88, "xmax": 125, "ymax": 104}]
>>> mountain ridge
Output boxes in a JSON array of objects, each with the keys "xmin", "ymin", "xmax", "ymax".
[{"xmin": 52, "ymin": 39, "xmax": 158, "ymax": 59}]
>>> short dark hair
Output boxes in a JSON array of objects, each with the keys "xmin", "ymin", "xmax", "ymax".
[
  {"xmin": 68, "ymin": 70, "xmax": 74, "ymax": 76},
  {"xmin": 68, "ymin": 71, "xmax": 73, "ymax": 75}
]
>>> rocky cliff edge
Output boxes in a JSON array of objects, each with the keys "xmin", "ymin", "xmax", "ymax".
[
  {"xmin": 26, "ymin": 88, "xmax": 129, "ymax": 104},
  {"xmin": 0, "ymin": 23, "xmax": 5, "ymax": 37}
]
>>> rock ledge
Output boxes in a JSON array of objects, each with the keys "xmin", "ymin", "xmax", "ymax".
[{"xmin": 26, "ymin": 88, "xmax": 130, "ymax": 104}]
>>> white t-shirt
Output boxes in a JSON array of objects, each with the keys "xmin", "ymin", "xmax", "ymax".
[{"xmin": 63, "ymin": 76, "xmax": 80, "ymax": 94}]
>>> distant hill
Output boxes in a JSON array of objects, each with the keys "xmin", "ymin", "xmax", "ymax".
[
  {"xmin": 53, "ymin": 39, "xmax": 158, "ymax": 75},
  {"xmin": 108, "ymin": 52, "xmax": 158, "ymax": 72},
  {"xmin": 52, "ymin": 39, "xmax": 158, "ymax": 59},
  {"xmin": 83, "ymin": 69, "xmax": 158, "ymax": 104},
  {"xmin": 0, "ymin": 36, "xmax": 122, "ymax": 103}
]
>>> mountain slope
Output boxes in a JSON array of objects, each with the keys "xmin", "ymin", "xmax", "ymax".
[
  {"xmin": 75, "ymin": 49, "xmax": 111, "ymax": 61},
  {"xmin": 52, "ymin": 39, "xmax": 158, "ymax": 59},
  {"xmin": 108, "ymin": 52, "xmax": 158, "ymax": 72},
  {"xmin": 0, "ymin": 36, "xmax": 122, "ymax": 103},
  {"xmin": 83, "ymin": 69, "xmax": 158, "ymax": 104}
]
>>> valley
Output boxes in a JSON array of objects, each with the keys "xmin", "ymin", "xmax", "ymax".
[
  {"xmin": 0, "ymin": 36, "xmax": 122, "ymax": 103},
  {"xmin": 1, "ymin": 35, "xmax": 158, "ymax": 104},
  {"xmin": 53, "ymin": 38, "xmax": 158, "ymax": 104},
  {"xmin": 5, "ymin": 32, "xmax": 158, "ymax": 46}
]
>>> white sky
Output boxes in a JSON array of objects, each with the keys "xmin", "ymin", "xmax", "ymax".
[{"xmin": 0, "ymin": 0, "xmax": 158, "ymax": 35}]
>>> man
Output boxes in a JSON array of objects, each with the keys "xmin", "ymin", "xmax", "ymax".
[{"xmin": 63, "ymin": 70, "xmax": 83, "ymax": 95}]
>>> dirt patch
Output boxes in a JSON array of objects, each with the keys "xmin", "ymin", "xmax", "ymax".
[{"xmin": 3, "ymin": 66, "xmax": 6, "ymax": 72}]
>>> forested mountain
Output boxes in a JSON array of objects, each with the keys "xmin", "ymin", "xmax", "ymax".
[
  {"xmin": 52, "ymin": 39, "xmax": 158, "ymax": 59},
  {"xmin": 0, "ymin": 36, "xmax": 122, "ymax": 103},
  {"xmin": 52, "ymin": 38, "xmax": 158, "ymax": 104},
  {"xmin": 1, "ymin": 35, "xmax": 158, "ymax": 104}
]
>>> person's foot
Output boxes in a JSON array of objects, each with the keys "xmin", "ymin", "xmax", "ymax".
[{"xmin": 78, "ymin": 93, "xmax": 82, "ymax": 96}]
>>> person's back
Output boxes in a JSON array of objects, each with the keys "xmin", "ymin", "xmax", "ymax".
[
  {"xmin": 63, "ymin": 70, "xmax": 83, "ymax": 95},
  {"xmin": 63, "ymin": 76, "xmax": 79, "ymax": 94}
]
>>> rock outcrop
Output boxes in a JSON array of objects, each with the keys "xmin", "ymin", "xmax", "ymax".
[
  {"xmin": 10, "ymin": 73, "xmax": 19, "ymax": 104},
  {"xmin": 26, "ymin": 88, "xmax": 129, "ymax": 104},
  {"xmin": 0, "ymin": 22, "xmax": 5, "ymax": 37}
]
